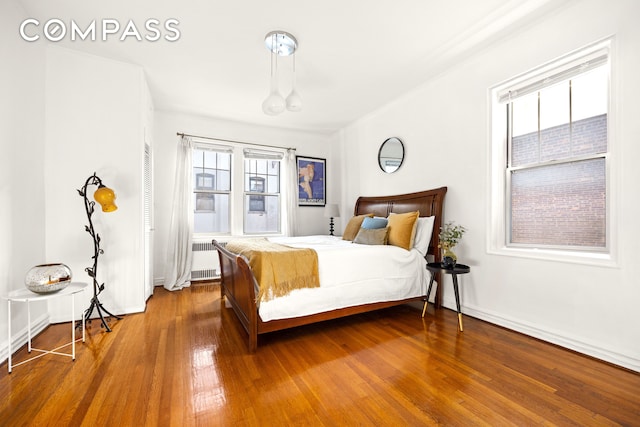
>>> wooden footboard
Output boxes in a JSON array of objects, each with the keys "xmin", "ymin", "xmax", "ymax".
[{"xmin": 214, "ymin": 240, "xmax": 260, "ymax": 351}]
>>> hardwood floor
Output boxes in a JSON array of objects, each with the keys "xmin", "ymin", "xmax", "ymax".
[{"xmin": 1, "ymin": 284, "xmax": 638, "ymax": 426}]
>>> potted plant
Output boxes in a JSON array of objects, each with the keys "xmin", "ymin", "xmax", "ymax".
[{"xmin": 438, "ymin": 221, "xmax": 466, "ymax": 268}]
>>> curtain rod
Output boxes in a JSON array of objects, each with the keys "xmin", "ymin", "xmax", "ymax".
[{"xmin": 176, "ymin": 132, "xmax": 296, "ymax": 151}]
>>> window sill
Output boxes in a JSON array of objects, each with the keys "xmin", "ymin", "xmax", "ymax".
[
  {"xmin": 194, "ymin": 233, "xmax": 286, "ymax": 243},
  {"xmin": 487, "ymin": 245, "xmax": 618, "ymax": 268}
]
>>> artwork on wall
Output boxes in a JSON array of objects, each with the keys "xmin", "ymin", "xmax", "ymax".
[{"xmin": 296, "ymin": 156, "xmax": 326, "ymax": 206}]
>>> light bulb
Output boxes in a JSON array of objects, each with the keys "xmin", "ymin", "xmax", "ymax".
[
  {"xmin": 286, "ymin": 89, "xmax": 302, "ymax": 112},
  {"xmin": 262, "ymin": 90, "xmax": 285, "ymax": 115}
]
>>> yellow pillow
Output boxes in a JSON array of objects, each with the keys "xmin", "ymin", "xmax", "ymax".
[
  {"xmin": 387, "ymin": 211, "xmax": 420, "ymax": 250},
  {"xmin": 342, "ymin": 213, "xmax": 374, "ymax": 241}
]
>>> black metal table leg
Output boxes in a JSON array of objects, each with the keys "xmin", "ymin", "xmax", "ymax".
[
  {"xmin": 422, "ymin": 273, "xmax": 436, "ymax": 317},
  {"xmin": 452, "ymin": 274, "xmax": 463, "ymax": 331}
]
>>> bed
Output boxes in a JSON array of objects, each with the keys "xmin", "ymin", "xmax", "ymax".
[{"xmin": 213, "ymin": 187, "xmax": 447, "ymax": 352}]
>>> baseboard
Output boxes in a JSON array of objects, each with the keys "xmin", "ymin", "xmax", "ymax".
[
  {"xmin": 0, "ymin": 313, "xmax": 50, "ymax": 366},
  {"xmin": 47, "ymin": 302, "xmax": 147, "ymax": 324},
  {"xmin": 449, "ymin": 299, "xmax": 640, "ymax": 373},
  {"xmin": 155, "ymin": 277, "xmax": 219, "ymax": 287}
]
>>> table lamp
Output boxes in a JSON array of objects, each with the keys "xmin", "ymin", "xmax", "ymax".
[{"xmin": 324, "ymin": 204, "xmax": 340, "ymax": 236}]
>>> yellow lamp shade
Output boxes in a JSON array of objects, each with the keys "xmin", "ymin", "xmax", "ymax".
[{"xmin": 93, "ymin": 185, "xmax": 118, "ymax": 212}]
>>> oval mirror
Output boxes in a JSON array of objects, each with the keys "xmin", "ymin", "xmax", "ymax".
[{"xmin": 378, "ymin": 137, "xmax": 404, "ymax": 173}]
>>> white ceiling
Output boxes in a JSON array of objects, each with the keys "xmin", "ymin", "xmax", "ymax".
[{"xmin": 19, "ymin": 0, "xmax": 567, "ymax": 134}]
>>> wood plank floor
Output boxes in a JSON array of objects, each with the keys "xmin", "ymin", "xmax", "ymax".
[{"xmin": 1, "ymin": 283, "xmax": 638, "ymax": 426}]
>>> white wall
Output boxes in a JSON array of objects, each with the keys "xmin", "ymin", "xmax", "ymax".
[
  {"xmin": 1, "ymin": 7, "xmax": 151, "ymax": 364},
  {"xmin": 45, "ymin": 46, "xmax": 149, "ymax": 319},
  {"xmin": 0, "ymin": 0, "xmax": 49, "ymax": 361},
  {"xmin": 153, "ymin": 111, "xmax": 333, "ymax": 285},
  {"xmin": 336, "ymin": 0, "xmax": 640, "ymax": 371}
]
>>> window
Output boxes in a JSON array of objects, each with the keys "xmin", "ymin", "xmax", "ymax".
[
  {"xmin": 192, "ymin": 143, "xmax": 285, "ymax": 236},
  {"xmin": 489, "ymin": 38, "xmax": 613, "ymax": 262},
  {"xmin": 193, "ymin": 147, "xmax": 232, "ymax": 233},
  {"xmin": 243, "ymin": 149, "xmax": 282, "ymax": 234}
]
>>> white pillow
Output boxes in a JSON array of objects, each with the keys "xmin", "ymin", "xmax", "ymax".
[{"xmin": 413, "ymin": 216, "xmax": 435, "ymax": 256}]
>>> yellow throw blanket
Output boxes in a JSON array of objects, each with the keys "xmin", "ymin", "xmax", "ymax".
[{"xmin": 225, "ymin": 238, "xmax": 320, "ymax": 302}]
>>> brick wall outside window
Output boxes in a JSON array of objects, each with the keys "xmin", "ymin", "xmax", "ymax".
[{"xmin": 510, "ymin": 114, "xmax": 607, "ymax": 247}]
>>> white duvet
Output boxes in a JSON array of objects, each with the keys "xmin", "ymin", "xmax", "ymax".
[{"xmin": 258, "ymin": 235, "xmax": 429, "ymax": 322}]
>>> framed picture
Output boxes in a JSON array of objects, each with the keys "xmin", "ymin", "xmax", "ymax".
[{"xmin": 296, "ymin": 156, "xmax": 326, "ymax": 206}]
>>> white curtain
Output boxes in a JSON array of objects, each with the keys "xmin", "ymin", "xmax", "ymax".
[
  {"xmin": 283, "ymin": 148, "xmax": 298, "ymax": 236},
  {"xmin": 164, "ymin": 135, "xmax": 194, "ymax": 291}
]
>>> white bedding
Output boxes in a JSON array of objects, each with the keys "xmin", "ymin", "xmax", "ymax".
[{"xmin": 258, "ymin": 235, "xmax": 429, "ymax": 322}]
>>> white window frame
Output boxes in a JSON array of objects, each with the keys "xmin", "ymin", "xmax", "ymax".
[
  {"xmin": 192, "ymin": 143, "xmax": 233, "ymax": 235},
  {"xmin": 192, "ymin": 141, "xmax": 287, "ymax": 239},
  {"xmin": 487, "ymin": 37, "xmax": 618, "ymax": 267},
  {"xmin": 242, "ymin": 148, "xmax": 284, "ymax": 235}
]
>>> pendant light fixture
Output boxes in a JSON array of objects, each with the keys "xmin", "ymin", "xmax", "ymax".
[{"xmin": 262, "ymin": 31, "xmax": 301, "ymax": 115}]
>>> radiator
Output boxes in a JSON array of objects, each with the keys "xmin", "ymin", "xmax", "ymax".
[{"xmin": 191, "ymin": 241, "xmax": 225, "ymax": 281}]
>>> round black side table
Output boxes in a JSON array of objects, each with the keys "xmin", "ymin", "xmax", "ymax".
[{"xmin": 423, "ymin": 262, "xmax": 471, "ymax": 331}]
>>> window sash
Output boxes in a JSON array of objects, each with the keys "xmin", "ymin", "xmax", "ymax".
[
  {"xmin": 243, "ymin": 159, "xmax": 281, "ymax": 195},
  {"xmin": 243, "ymin": 194, "xmax": 281, "ymax": 234},
  {"xmin": 506, "ymin": 80, "xmax": 608, "ymax": 170},
  {"xmin": 506, "ymin": 155, "xmax": 607, "ymax": 248}
]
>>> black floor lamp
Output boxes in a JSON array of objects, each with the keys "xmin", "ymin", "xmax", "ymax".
[{"xmin": 78, "ymin": 172, "xmax": 121, "ymax": 332}]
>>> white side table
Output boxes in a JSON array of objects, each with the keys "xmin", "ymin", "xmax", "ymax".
[{"xmin": 3, "ymin": 281, "xmax": 87, "ymax": 373}]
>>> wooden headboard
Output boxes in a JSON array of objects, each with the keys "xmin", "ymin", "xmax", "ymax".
[{"xmin": 354, "ymin": 187, "xmax": 447, "ymax": 260}]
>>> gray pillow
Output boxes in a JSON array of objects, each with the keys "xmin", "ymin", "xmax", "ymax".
[{"xmin": 353, "ymin": 227, "xmax": 389, "ymax": 245}]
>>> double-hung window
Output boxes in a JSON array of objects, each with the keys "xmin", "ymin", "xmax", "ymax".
[
  {"xmin": 193, "ymin": 145, "xmax": 232, "ymax": 234},
  {"xmin": 243, "ymin": 149, "xmax": 282, "ymax": 234},
  {"xmin": 192, "ymin": 142, "xmax": 285, "ymax": 236},
  {"xmin": 489, "ymin": 38, "xmax": 613, "ymax": 263}
]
